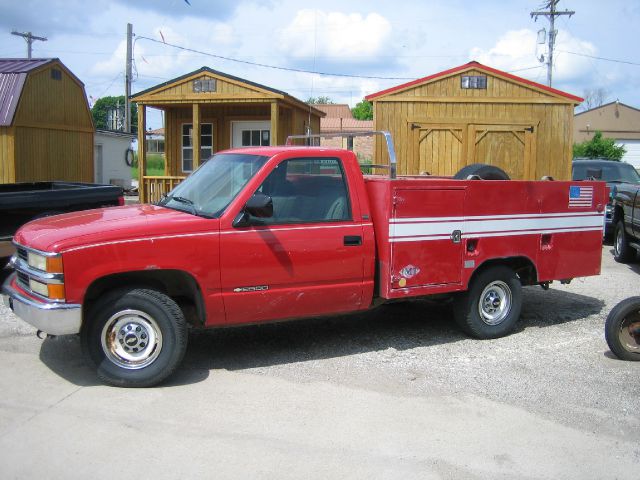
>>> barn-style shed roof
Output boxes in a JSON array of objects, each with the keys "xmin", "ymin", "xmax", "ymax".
[
  {"xmin": 366, "ymin": 61, "xmax": 583, "ymax": 103},
  {"xmin": 0, "ymin": 58, "xmax": 86, "ymax": 126}
]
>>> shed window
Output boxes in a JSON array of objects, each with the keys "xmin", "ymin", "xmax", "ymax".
[
  {"xmin": 51, "ymin": 68, "xmax": 62, "ymax": 80},
  {"xmin": 182, "ymin": 123, "xmax": 214, "ymax": 172},
  {"xmin": 193, "ymin": 79, "xmax": 216, "ymax": 93},
  {"xmin": 461, "ymin": 75, "xmax": 487, "ymax": 89},
  {"xmin": 241, "ymin": 129, "xmax": 270, "ymax": 146}
]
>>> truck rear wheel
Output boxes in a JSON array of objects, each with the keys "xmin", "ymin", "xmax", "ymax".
[
  {"xmin": 453, "ymin": 266, "xmax": 522, "ymax": 339},
  {"xmin": 614, "ymin": 220, "xmax": 635, "ymax": 263},
  {"xmin": 605, "ymin": 297, "xmax": 640, "ymax": 361},
  {"xmin": 81, "ymin": 288, "xmax": 188, "ymax": 387}
]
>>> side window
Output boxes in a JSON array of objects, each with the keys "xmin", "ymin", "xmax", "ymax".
[{"xmin": 255, "ymin": 157, "xmax": 351, "ymax": 224}]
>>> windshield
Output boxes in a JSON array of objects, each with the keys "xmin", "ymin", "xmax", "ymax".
[
  {"xmin": 572, "ymin": 162, "xmax": 640, "ymax": 184},
  {"xmin": 158, "ymin": 153, "xmax": 269, "ymax": 218}
]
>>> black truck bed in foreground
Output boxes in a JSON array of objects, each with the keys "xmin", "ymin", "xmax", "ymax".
[{"xmin": 0, "ymin": 182, "xmax": 123, "ymax": 258}]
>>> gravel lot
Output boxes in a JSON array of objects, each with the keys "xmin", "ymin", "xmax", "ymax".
[{"xmin": 0, "ymin": 245, "xmax": 638, "ymax": 479}]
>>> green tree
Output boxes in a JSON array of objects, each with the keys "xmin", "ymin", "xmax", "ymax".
[
  {"xmin": 573, "ymin": 131, "xmax": 626, "ymax": 160},
  {"xmin": 91, "ymin": 95, "xmax": 138, "ymax": 133},
  {"xmin": 306, "ymin": 96, "xmax": 334, "ymax": 104},
  {"xmin": 352, "ymin": 99, "xmax": 372, "ymax": 120}
]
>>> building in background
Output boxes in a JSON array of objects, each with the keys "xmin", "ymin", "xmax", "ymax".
[
  {"xmin": 131, "ymin": 67, "xmax": 324, "ymax": 203},
  {"xmin": 315, "ymin": 104, "xmax": 374, "ymax": 165},
  {"xmin": 574, "ymin": 101, "xmax": 640, "ymax": 168},
  {"xmin": 366, "ymin": 61, "xmax": 582, "ymax": 180},
  {"xmin": 94, "ymin": 129, "xmax": 135, "ymax": 188},
  {"xmin": 0, "ymin": 58, "xmax": 94, "ymax": 183}
]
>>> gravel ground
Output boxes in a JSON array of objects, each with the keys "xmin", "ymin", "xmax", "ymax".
[{"xmin": 1, "ymin": 245, "xmax": 638, "ymax": 438}]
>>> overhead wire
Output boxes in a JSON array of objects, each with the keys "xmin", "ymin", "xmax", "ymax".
[{"xmin": 134, "ymin": 35, "xmax": 417, "ymax": 80}]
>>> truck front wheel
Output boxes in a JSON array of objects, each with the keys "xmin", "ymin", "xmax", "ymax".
[
  {"xmin": 81, "ymin": 289, "xmax": 188, "ymax": 387},
  {"xmin": 453, "ymin": 266, "xmax": 522, "ymax": 339}
]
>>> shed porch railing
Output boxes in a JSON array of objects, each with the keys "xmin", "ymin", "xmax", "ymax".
[{"xmin": 142, "ymin": 176, "xmax": 186, "ymax": 204}]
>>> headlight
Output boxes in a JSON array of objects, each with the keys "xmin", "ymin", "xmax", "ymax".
[
  {"xmin": 27, "ymin": 251, "xmax": 63, "ymax": 273},
  {"xmin": 28, "ymin": 279, "xmax": 65, "ymax": 300}
]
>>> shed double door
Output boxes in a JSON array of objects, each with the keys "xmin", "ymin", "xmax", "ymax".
[{"xmin": 415, "ymin": 122, "xmax": 536, "ymax": 180}]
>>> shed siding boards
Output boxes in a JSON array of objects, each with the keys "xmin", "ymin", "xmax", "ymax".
[
  {"xmin": 131, "ymin": 67, "xmax": 322, "ymax": 202},
  {"xmin": 0, "ymin": 59, "xmax": 94, "ymax": 184},
  {"xmin": 367, "ymin": 62, "xmax": 581, "ymax": 180}
]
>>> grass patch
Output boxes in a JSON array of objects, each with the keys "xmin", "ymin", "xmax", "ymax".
[{"xmin": 131, "ymin": 153, "xmax": 166, "ymax": 178}]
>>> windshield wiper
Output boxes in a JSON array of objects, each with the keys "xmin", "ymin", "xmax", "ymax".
[{"xmin": 163, "ymin": 195, "xmax": 198, "ymax": 216}]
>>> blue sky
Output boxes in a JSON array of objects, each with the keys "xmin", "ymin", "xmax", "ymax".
[{"xmin": 1, "ymin": 0, "xmax": 638, "ymax": 128}]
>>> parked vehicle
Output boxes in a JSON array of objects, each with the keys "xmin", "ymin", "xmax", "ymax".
[
  {"xmin": 572, "ymin": 158, "xmax": 640, "ymax": 237},
  {"xmin": 610, "ymin": 179, "xmax": 640, "ymax": 262},
  {"xmin": 2, "ymin": 133, "xmax": 607, "ymax": 387},
  {"xmin": 0, "ymin": 182, "xmax": 124, "ymax": 261},
  {"xmin": 605, "ymin": 297, "xmax": 640, "ymax": 361}
]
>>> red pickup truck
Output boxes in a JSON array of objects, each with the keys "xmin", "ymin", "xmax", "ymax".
[{"xmin": 2, "ymin": 134, "xmax": 607, "ymax": 387}]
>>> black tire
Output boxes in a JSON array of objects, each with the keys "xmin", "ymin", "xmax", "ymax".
[
  {"xmin": 605, "ymin": 297, "xmax": 640, "ymax": 361},
  {"xmin": 453, "ymin": 163, "xmax": 510, "ymax": 180},
  {"xmin": 81, "ymin": 288, "xmax": 188, "ymax": 387},
  {"xmin": 614, "ymin": 220, "xmax": 635, "ymax": 263},
  {"xmin": 453, "ymin": 266, "xmax": 522, "ymax": 339}
]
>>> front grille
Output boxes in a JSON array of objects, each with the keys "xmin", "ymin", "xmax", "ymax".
[
  {"xmin": 17, "ymin": 272, "xmax": 29, "ymax": 290},
  {"xmin": 17, "ymin": 246, "xmax": 28, "ymax": 262}
]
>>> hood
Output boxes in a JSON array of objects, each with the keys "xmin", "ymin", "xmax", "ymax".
[{"xmin": 13, "ymin": 204, "xmax": 219, "ymax": 253}]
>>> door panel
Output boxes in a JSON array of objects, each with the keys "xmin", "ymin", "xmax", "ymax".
[
  {"xmin": 231, "ymin": 121, "xmax": 271, "ymax": 148},
  {"xmin": 220, "ymin": 156, "xmax": 365, "ymax": 325},
  {"xmin": 390, "ymin": 188, "xmax": 465, "ymax": 289},
  {"xmin": 418, "ymin": 127, "xmax": 464, "ymax": 176},
  {"xmin": 470, "ymin": 125, "xmax": 535, "ymax": 180},
  {"xmin": 220, "ymin": 224, "xmax": 365, "ymax": 324}
]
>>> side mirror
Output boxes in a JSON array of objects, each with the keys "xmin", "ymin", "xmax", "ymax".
[
  {"xmin": 246, "ymin": 192, "xmax": 273, "ymax": 218},
  {"xmin": 232, "ymin": 192, "xmax": 273, "ymax": 228}
]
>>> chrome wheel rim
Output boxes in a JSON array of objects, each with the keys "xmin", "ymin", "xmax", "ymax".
[
  {"xmin": 101, "ymin": 309, "xmax": 163, "ymax": 370},
  {"xmin": 478, "ymin": 281, "xmax": 512, "ymax": 325},
  {"xmin": 618, "ymin": 311, "xmax": 640, "ymax": 354},
  {"xmin": 615, "ymin": 228, "xmax": 623, "ymax": 256}
]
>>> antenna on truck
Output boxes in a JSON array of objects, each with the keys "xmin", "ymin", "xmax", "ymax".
[{"xmin": 285, "ymin": 130, "xmax": 398, "ymax": 179}]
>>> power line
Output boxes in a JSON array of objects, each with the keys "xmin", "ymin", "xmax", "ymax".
[
  {"xmin": 134, "ymin": 35, "xmax": 417, "ymax": 80},
  {"xmin": 557, "ymin": 50, "xmax": 640, "ymax": 66}
]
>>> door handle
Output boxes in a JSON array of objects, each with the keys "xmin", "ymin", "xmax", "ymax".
[
  {"xmin": 451, "ymin": 230, "xmax": 462, "ymax": 243},
  {"xmin": 344, "ymin": 235, "xmax": 362, "ymax": 246}
]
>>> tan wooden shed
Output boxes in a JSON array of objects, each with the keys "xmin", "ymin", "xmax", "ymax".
[
  {"xmin": 131, "ymin": 67, "xmax": 323, "ymax": 203},
  {"xmin": 0, "ymin": 58, "xmax": 94, "ymax": 183},
  {"xmin": 365, "ymin": 61, "xmax": 582, "ymax": 180}
]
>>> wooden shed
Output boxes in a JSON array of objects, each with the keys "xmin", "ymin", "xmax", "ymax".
[
  {"xmin": 0, "ymin": 58, "xmax": 94, "ymax": 183},
  {"xmin": 131, "ymin": 67, "xmax": 323, "ymax": 203},
  {"xmin": 365, "ymin": 61, "xmax": 583, "ymax": 180}
]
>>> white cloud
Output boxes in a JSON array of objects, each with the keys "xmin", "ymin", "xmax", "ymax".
[
  {"xmin": 469, "ymin": 29, "xmax": 598, "ymax": 84},
  {"xmin": 278, "ymin": 10, "xmax": 392, "ymax": 62}
]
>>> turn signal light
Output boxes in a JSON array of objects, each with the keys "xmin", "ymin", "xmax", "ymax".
[
  {"xmin": 47, "ymin": 284, "xmax": 66, "ymax": 300},
  {"xmin": 46, "ymin": 255, "xmax": 64, "ymax": 274}
]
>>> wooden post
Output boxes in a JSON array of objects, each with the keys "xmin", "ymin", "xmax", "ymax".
[
  {"xmin": 270, "ymin": 101, "xmax": 279, "ymax": 145},
  {"xmin": 192, "ymin": 103, "xmax": 200, "ymax": 171},
  {"xmin": 137, "ymin": 104, "xmax": 147, "ymax": 202}
]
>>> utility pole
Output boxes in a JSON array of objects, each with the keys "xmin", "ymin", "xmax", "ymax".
[
  {"xmin": 11, "ymin": 31, "xmax": 47, "ymax": 59},
  {"xmin": 124, "ymin": 23, "xmax": 133, "ymax": 133},
  {"xmin": 531, "ymin": 1, "xmax": 574, "ymax": 87}
]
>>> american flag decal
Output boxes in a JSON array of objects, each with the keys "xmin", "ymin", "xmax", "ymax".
[{"xmin": 568, "ymin": 185, "xmax": 593, "ymax": 208}]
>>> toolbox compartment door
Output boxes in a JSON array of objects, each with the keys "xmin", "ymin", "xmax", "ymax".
[{"xmin": 390, "ymin": 187, "xmax": 465, "ymax": 290}]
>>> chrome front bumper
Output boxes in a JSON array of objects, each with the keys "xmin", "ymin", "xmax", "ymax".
[{"xmin": 2, "ymin": 273, "xmax": 82, "ymax": 335}]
